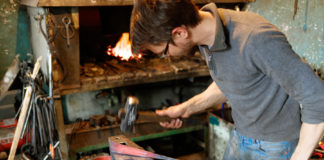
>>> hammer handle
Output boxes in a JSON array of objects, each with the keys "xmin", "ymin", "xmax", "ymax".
[{"xmin": 137, "ymin": 111, "xmax": 176, "ymax": 122}]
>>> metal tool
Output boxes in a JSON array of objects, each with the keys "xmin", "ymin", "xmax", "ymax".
[
  {"xmin": 9, "ymin": 57, "xmax": 61, "ymax": 160},
  {"xmin": 109, "ymin": 135, "xmax": 176, "ymax": 160},
  {"xmin": 119, "ymin": 96, "xmax": 175, "ymax": 134},
  {"xmin": 61, "ymin": 16, "xmax": 75, "ymax": 48},
  {"xmin": 8, "ymin": 57, "xmax": 42, "ymax": 160}
]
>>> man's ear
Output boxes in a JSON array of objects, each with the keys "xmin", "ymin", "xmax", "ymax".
[{"xmin": 171, "ymin": 25, "xmax": 189, "ymax": 41}]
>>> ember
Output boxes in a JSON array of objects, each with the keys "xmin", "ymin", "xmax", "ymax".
[{"xmin": 106, "ymin": 32, "xmax": 142, "ymax": 61}]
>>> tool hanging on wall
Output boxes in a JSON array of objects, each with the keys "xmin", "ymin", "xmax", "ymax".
[
  {"xmin": 61, "ymin": 16, "xmax": 75, "ymax": 48},
  {"xmin": 35, "ymin": 12, "xmax": 67, "ymax": 85}
]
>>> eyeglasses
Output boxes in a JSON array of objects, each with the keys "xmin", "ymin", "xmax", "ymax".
[{"xmin": 160, "ymin": 39, "xmax": 170, "ymax": 58}]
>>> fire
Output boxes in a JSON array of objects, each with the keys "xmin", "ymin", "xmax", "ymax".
[{"xmin": 106, "ymin": 32, "xmax": 142, "ymax": 61}]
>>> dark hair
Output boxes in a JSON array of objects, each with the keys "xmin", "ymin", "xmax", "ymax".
[{"xmin": 130, "ymin": 0, "xmax": 202, "ymax": 54}]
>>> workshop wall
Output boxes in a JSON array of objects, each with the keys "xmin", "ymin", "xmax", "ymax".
[
  {"xmin": 0, "ymin": 0, "xmax": 31, "ymax": 80},
  {"xmin": 0, "ymin": 1, "xmax": 18, "ymax": 80},
  {"xmin": 246, "ymin": 0, "xmax": 324, "ymax": 75}
]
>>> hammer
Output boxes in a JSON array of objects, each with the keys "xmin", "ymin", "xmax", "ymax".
[{"xmin": 119, "ymin": 96, "xmax": 175, "ymax": 134}]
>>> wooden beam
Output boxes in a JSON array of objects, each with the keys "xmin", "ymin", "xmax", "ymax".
[
  {"xmin": 21, "ymin": 0, "xmax": 254, "ymax": 7},
  {"xmin": 20, "ymin": 0, "xmax": 39, "ymax": 6},
  {"xmin": 54, "ymin": 97, "xmax": 69, "ymax": 160},
  {"xmin": 60, "ymin": 66, "xmax": 210, "ymax": 95}
]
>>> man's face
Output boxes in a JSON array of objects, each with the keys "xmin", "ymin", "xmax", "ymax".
[{"xmin": 145, "ymin": 39, "xmax": 196, "ymax": 57}]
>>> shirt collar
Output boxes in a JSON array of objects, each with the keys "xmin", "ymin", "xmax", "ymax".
[{"xmin": 200, "ymin": 3, "xmax": 228, "ymax": 52}]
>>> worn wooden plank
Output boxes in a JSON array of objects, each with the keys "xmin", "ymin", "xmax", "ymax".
[
  {"xmin": 54, "ymin": 96, "xmax": 69, "ymax": 160},
  {"xmin": 20, "ymin": 0, "xmax": 39, "ymax": 6},
  {"xmin": 0, "ymin": 56, "xmax": 20, "ymax": 98},
  {"xmin": 60, "ymin": 57, "xmax": 210, "ymax": 95},
  {"xmin": 21, "ymin": 0, "xmax": 255, "ymax": 7},
  {"xmin": 67, "ymin": 118, "xmax": 207, "ymax": 156},
  {"xmin": 62, "ymin": 69, "xmax": 209, "ymax": 95}
]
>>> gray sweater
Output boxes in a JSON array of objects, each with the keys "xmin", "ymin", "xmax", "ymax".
[{"xmin": 199, "ymin": 3, "xmax": 324, "ymax": 141}]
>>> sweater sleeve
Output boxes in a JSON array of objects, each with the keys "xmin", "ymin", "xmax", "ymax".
[{"xmin": 244, "ymin": 23, "xmax": 324, "ymax": 124}]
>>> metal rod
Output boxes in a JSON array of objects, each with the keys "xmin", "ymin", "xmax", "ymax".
[
  {"xmin": 43, "ymin": 141, "xmax": 60, "ymax": 160},
  {"xmin": 8, "ymin": 57, "xmax": 42, "ymax": 160},
  {"xmin": 20, "ymin": 92, "xmax": 35, "ymax": 139}
]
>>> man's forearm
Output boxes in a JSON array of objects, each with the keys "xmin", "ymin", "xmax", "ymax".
[
  {"xmin": 291, "ymin": 122, "xmax": 324, "ymax": 160},
  {"xmin": 184, "ymin": 81, "xmax": 227, "ymax": 115}
]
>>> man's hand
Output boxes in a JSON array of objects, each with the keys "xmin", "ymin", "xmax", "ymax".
[
  {"xmin": 156, "ymin": 103, "xmax": 190, "ymax": 128},
  {"xmin": 156, "ymin": 82, "xmax": 227, "ymax": 129}
]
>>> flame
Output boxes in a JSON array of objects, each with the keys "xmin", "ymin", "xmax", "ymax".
[{"xmin": 106, "ymin": 32, "xmax": 142, "ymax": 61}]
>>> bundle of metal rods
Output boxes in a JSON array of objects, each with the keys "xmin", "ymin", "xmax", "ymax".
[{"xmin": 16, "ymin": 60, "xmax": 61, "ymax": 160}]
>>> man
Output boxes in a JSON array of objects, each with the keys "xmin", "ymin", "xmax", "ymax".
[{"xmin": 130, "ymin": 0, "xmax": 324, "ymax": 159}]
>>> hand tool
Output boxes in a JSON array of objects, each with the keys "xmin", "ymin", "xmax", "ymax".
[
  {"xmin": 118, "ymin": 96, "xmax": 176, "ymax": 134},
  {"xmin": 61, "ymin": 16, "xmax": 75, "ymax": 48}
]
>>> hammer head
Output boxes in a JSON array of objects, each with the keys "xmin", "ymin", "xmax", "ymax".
[{"xmin": 119, "ymin": 96, "xmax": 139, "ymax": 134}]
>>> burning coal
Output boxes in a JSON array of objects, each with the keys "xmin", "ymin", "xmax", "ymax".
[{"xmin": 106, "ymin": 32, "xmax": 142, "ymax": 61}]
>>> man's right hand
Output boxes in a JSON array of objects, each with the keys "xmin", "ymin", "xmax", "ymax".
[
  {"xmin": 155, "ymin": 82, "xmax": 227, "ymax": 129},
  {"xmin": 155, "ymin": 103, "xmax": 191, "ymax": 129}
]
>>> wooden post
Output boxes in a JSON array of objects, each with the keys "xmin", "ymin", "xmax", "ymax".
[
  {"xmin": 54, "ymin": 96, "xmax": 69, "ymax": 159},
  {"xmin": 8, "ymin": 57, "xmax": 42, "ymax": 160}
]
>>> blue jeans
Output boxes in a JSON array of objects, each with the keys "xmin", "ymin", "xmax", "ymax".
[{"xmin": 223, "ymin": 129, "xmax": 298, "ymax": 160}]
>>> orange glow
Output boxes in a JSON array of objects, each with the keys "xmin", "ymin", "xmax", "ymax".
[{"xmin": 106, "ymin": 32, "xmax": 142, "ymax": 61}]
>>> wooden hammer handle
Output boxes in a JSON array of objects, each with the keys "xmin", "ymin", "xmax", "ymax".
[{"xmin": 137, "ymin": 111, "xmax": 176, "ymax": 122}]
